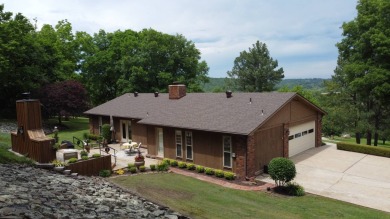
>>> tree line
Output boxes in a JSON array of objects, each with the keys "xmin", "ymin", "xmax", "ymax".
[{"xmin": 0, "ymin": 4, "xmax": 209, "ymax": 119}]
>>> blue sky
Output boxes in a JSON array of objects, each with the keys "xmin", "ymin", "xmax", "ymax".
[{"xmin": 3, "ymin": 0, "xmax": 357, "ymax": 78}]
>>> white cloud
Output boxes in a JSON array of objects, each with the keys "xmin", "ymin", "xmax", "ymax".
[{"xmin": 2, "ymin": 0, "xmax": 358, "ymax": 78}]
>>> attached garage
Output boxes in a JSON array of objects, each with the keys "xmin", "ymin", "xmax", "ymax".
[{"xmin": 288, "ymin": 120, "xmax": 316, "ymax": 157}]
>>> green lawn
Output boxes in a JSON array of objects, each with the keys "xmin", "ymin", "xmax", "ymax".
[
  {"xmin": 325, "ymin": 136, "xmax": 390, "ymax": 149},
  {"xmin": 46, "ymin": 117, "xmax": 90, "ymax": 147},
  {"xmin": 110, "ymin": 174, "xmax": 390, "ymax": 219}
]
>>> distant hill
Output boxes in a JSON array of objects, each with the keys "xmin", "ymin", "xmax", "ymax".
[{"xmin": 202, "ymin": 78, "xmax": 328, "ymax": 92}]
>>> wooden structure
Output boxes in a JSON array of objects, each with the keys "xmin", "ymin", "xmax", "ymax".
[
  {"xmin": 66, "ymin": 155, "xmax": 111, "ymax": 176},
  {"xmin": 11, "ymin": 99, "xmax": 56, "ymax": 163}
]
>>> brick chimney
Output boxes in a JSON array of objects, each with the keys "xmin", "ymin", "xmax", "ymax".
[{"xmin": 169, "ymin": 83, "xmax": 186, "ymax": 99}]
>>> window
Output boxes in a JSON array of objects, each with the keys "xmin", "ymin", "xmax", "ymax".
[
  {"xmin": 175, "ymin": 130, "xmax": 182, "ymax": 157},
  {"xmin": 185, "ymin": 131, "xmax": 193, "ymax": 160},
  {"xmin": 295, "ymin": 133, "xmax": 302, "ymax": 138},
  {"xmin": 302, "ymin": 131, "xmax": 308, "ymax": 136},
  {"xmin": 308, "ymin": 129, "xmax": 314, "ymax": 133},
  {"xmin": 223, "ymin": 136, "xmax": 232, "ymax": 168},
  {"xmin": 288, "ymin": 135, "xmax": 294, "ymax": 140}
]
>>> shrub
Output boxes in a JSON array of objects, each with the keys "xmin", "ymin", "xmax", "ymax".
[
  {"xmin": 81, "ymin": 155, "xmax": 89, "ymax": 160},
  {"xmin": 224, "ymin": 171, "xmax": 235, "ymax": 180},
  {"xmin": 186, "ymin": 163, "xmax": 195, "ymax": 170},
  {"xmin": 139, "ymin": 165, "xmax": 146, "ymax": 172},
  {"xmin": 92, "ymin": 153, "xmax": 101, "ymax": 158},
  {"xmin": 99, "ymin": 169, "xmax": 111, "ymax": 177},
  {"xmin": 129, "ymin": 167, "xmax": 137, "ymax": 174},
  {"xmin": 268, "ymin": 157, "xmax": 296, "ymax": 187},
  {"xmin": 80, "ymin": 150, "xmax": 88, "ymax": 157},
  {"xmin": 97, "ymin": 136, "xmax": 103, "ymax": 142},
  {"xmin": 285, "ymin": 182, "xmax": 305, "ymax": 196},
  {"xmin": 157, "ymin": 161, "xmax": 169, "ymax": 171},
  {"xmin": 68, "ymin": 158, "xmax": 78, "ymax": 164},
  {"xmin": 178, "ymin": 161, "xmax": 187, "ymax": 168},
  {"xmin": 215, "ymin": 170, "xmax": 224, "ymax": 178},
  {"xmin": 205, "ymin": 168, "xmax": 214, "ymax": 175},
  {"xmin": 88, "ymin": 134, "xmax": 100, "ymax": 141},
  {"xmin": 128, "ymin": 163, "xmax": 135, "ymax": 169},
  {"xmin": 196, "ymin": 165, "xmax": 205, "ymax": 173},
  {"xmin": 101, "ymin": 124, "xmax": 112, "ymax": 142},
  {"xmin": 337, "ymin": 142, "xmax": 390, "ymax": 158},
  {"xmin": 170, "ymin": 160, "xmax": 178, "ymax": 167},
  {"xmin": 115, "ymin": 169, "xmax": 125, "ymax": 175},
  {"xmin": 83, "ymin": 132, "xmax": 89, "ymax": 140},
  {"xmin": 163, "ymin": 158, "xmax": 171, "ymax": 165},
  {"xmin": 150, "ymin": 164, "xmax": 156, "ymax": 171},
  {"xmin": 51, "ymin": 159, "xmax": 65, "ymax": 167}
]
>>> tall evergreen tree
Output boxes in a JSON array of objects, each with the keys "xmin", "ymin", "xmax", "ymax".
[{"xmin": 227, "ymin": 41, "xmax": 284, "ymax": 92}]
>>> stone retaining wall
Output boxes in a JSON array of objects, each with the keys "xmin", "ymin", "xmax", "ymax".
[{"xmin": 0, "ymin": 164, "xmax": 186, "ymax": 218}]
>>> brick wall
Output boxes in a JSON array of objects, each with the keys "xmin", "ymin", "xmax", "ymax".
[
  {"xmin": 316, "ymin": 113, "xmax": 323, "ymax": 147},
  {"xmin": 283, "ymin": 123, "xmax": 290, "ymax": 157},
  {"xmin": 246, "ymin": 134, "xmax": 256, "ymax": 177},
  {"xmin": 169, "ymin": 84, "xmax": 186, "ymax": 99},
  {"xmin": 234, "ymin": 135, "xmax": 247, "ymax": 179}
]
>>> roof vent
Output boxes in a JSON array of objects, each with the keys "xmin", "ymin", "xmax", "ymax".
[
  {"xmin": 134, "ymin": 92, "xmax": 138, "ymax": 97},
  {"xmin": 154, "ymin": 92, "xmax": 159, "ymax": 97},
  {"xmin": 249, "ymin": 98, "xmax": 252, "ymax": 104},
  {"xmin": 226, "ymin": 90, "xmax": 232, "ymax": 98},
  {"xmin": 261, "ymin": 109, "xmax": 264, "ymax": 116}
]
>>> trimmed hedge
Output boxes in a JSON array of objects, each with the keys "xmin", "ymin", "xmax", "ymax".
[{"xmin": 337, "ymin": 142, "xmax": 390, "ymax": 158}]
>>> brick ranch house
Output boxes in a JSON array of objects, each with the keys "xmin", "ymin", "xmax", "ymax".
[{"xmin": 85, "ymin": 84, "xmax": 325, "ymax": 179}]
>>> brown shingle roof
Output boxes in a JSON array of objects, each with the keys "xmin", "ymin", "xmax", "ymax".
[{"xmin": 84, "ymin": 92, "xmax": 316, "ymax": 135}]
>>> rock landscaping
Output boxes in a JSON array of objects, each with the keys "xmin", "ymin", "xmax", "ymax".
[{"xmin": 0, "ymin": 164, "xmax": 186, "ymax": 219}]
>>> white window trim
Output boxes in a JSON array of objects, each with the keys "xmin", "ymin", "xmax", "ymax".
[
  {"xmin": 223, "ymin": 136, "xmax": 232, "ymax": 168},
  {"xmin": 185, "ymin": 131, "xmax": 193, "ymax": 160},
  {"xmin": 175, "ymin": 130, "xmax": 183, "ymax": 158}
]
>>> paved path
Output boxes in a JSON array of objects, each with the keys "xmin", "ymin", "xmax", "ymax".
[
  {"xmin": 170, "ymin": 168, "xmax": 274, "ymax": 191},
  {"xmin": 262, "ymin": 143, "xmax": 390, "ymax": 213}
]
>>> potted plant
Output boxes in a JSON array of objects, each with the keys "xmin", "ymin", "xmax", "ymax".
[{"xmin": 134, "ymin": 149, "xmax": 145, "ymax": 168}]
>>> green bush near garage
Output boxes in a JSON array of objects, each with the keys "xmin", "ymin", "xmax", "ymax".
[{"xmin": 337, "ymin": 142, "xmax": 390, "ymax": 158}]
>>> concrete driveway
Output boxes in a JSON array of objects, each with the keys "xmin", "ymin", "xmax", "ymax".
[{"xmin": 290, "ymin": 143, "xmax": 390, "ymax": 213}]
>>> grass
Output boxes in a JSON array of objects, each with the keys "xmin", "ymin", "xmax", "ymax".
[
  {"xmin": 325, "ymin": 136, "xmax": 390, "ymax": 149},
  {"xmin": 110, "ymin": 174, "xmax": 390, "ymax": 219},
  {"xmin": 46, "ymin": 117, "xmax": 90, "ymax": 148}
]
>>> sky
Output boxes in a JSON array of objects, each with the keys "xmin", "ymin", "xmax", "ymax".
[{"xmin": 2, "ymin": 0, "xmax": 358, "ymax": 79}]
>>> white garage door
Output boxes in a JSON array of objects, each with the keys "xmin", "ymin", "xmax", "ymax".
[{"xmin": 289, "ymin": 121, "xmax": 315, "ymax": 157}]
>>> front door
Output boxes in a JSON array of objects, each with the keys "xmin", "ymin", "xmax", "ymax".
[
  {"xmin": 157, "ymin": 127, "xmax": 164, "ymax": 157},
  {"xmin": 120, "ymin": 120, "xmax": 132, "ymax": 142}
]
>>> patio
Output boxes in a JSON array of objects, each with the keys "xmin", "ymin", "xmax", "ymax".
[{"xmin": 89, "ymin": 143, "xmax": 159, "ymax": 170}]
